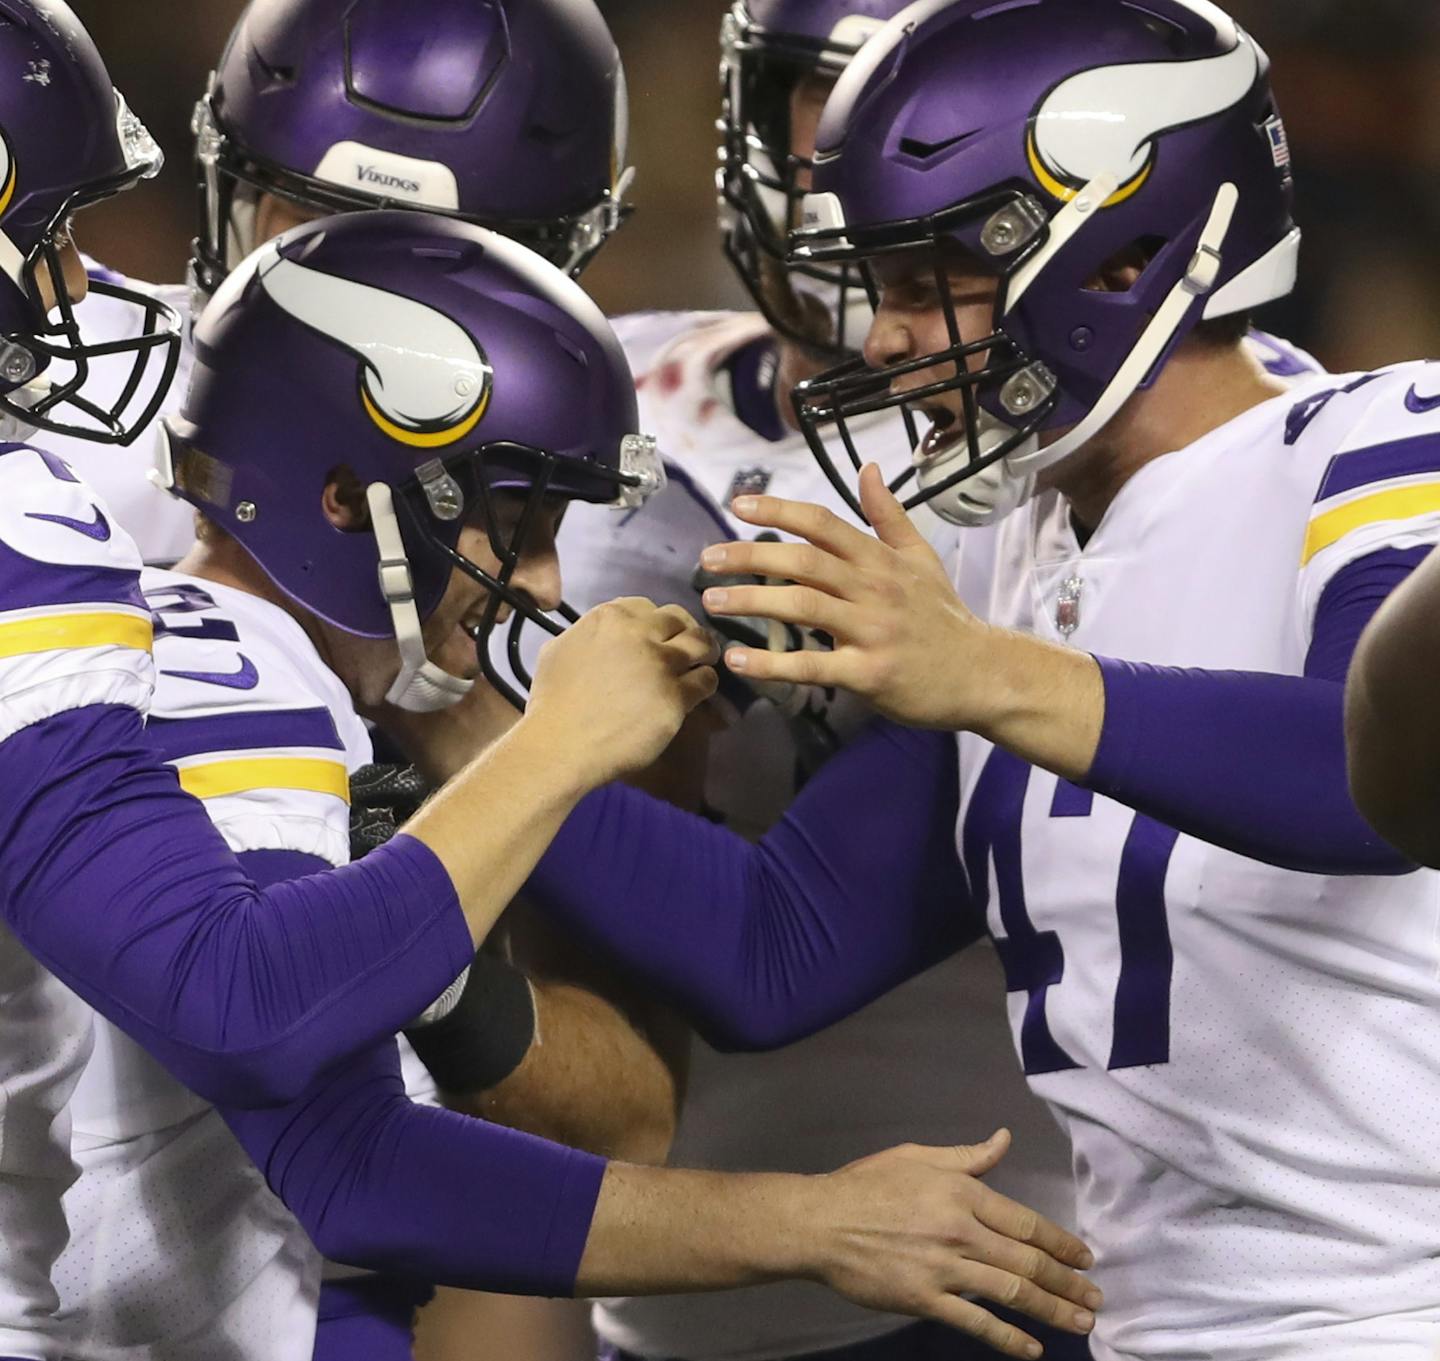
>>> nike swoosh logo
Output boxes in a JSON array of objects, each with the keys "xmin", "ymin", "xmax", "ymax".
[
  {"xmin": 1405, "ymin": 384, "xmax": 1440, "ymax": 414},
  {"xmin": 160, "ymin": 654, "xmax": 260, "ymax": 691},
  {"xmin": 25, "ymin": 505, "xmax": 111, "ymax": 541}
]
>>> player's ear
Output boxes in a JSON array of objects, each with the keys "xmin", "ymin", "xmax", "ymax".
[
  {"xmin": 1086, "ymin": 240, "xmax": 1153, "ymax": 294},
  {"xmin": 322, "ymin": 466, "xmax": 372, "ymax": 532}
]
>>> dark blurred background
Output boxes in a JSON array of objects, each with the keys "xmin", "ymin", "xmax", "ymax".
[{"xmin": 67, "ymin": 0, "xmax": 1440, "ymax": 372}]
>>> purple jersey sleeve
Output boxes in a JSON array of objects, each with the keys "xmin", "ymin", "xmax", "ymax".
[
  {"xmin": 0, "ymin": 703, "xmax": 474, "ymax": 1107},
  {"xmin": 528, "ymin": 717, "xmax": 978, "ymax": 1051},
  {"xmin": 1085, "ymin": 548, "xmax": 1426, "ymax": 875},
  {"xmin": 219, "ymin": 850, "xmax": 603, "ymax": 1299}
]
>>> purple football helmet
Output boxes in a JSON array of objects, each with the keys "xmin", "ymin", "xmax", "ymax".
[
  {"xmin": 191, "ymin": 0, "xmax": 632, "ymax": 304},
  {"xmin": 789, "ymin": 0, "xmax": 1301, "ymax": 526},
  {"xmin": 159, "ymin": 211, "xmax": 664, "ymax": 712},
  {"xmin": 0, "ymin": 0, "xmax": 180, "ymax": 445},
  {"xmin": 719, "ymin": 0, "xmax": 910, "ymax": 356}
]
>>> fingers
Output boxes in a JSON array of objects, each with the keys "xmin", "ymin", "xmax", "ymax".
[
  {"xmin": 970, "ymin": 1225, "xmax": 1100, "ymax": 1314},
  {"xmin": 973, "ymin": 1185, "xmax": 1096, "ymax": 1273},
  {"xmin": 729, "ymin": 493, "xmax": 887, "ymax": 564},
  {"xmin": 650, "ymin": 602, "xmax": 704, "ymax": 640},
  {"xmin": 953, "ymin": 1261, "xmax": 1096, "ymax": 1340},
  {"xmin": 601, "ymin": 596, "xmax": 659, "ymax": 619},
  {"xmin": 704, "ymin": 582, "xmax": 848, "ymax": 638},
  {"xmin": 665, "ymin": 626, "xmax": 722, "ymax": 670},
  {"xmin": 949, "ymin": 1128, "xmax": 1010, "ymax": 1178},
  {"xmin": 677, "ymin": 665, "xmax": 720, "ymax": 712},
  {"xmin": 699, "ymin": 539, "xmax": 860, "ymax": 599},
  {"xmin": 859, "ymin": 463, "xmax": 929, "ymax": 552},
  {"xmin": 723, "ymin": 641, "xmax": 863, "ymax": 691},
  {"xmin": 918, "ymin": 1294, "xmax": 1044, "ymax": 1360}
]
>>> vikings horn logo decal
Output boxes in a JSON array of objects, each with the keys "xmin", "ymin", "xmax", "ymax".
[
  {"xmin": 1026, "ymin": 24, "xmax": 1260, "ymax": 208},
  {"xmin": 0, "ymin": 129, "xmax": 18, "ymax": 220},
  {"xmin": 255, "ymin": 244, "xmax": 491, "ymax": 448}
]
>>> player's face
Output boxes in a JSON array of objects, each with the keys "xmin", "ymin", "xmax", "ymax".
[
  {"xmin": 418, "ymin": 489, "xmax": 567, "ymax": 684},
  {"xmin": 34, "ymin": 229, "xmax": 89, "ymax": 313},
  {"xmin": 789, "ymin": 74, "xmax": 831, "ymax": 195},
  {"xmin": 863, "ymin": 246, "xmax": 1000, "ymax": 442},
  {"xmin": 254, "ymin": 193, "xmax": 327, "ymax": 249},
  {"xmin": 753, "ymin": 72, "xmax": 840, "ymax": 351}
]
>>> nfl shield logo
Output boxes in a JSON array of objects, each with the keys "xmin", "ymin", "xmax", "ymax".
[
  {"xmin": 726, "ymin": 466, "xmax": 772, "ymax": 507},
  {"xmin": 1056, "ymin": 576, "xmax": 1083, "ymax": 637}
]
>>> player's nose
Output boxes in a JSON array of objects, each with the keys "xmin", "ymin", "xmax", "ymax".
[
  {"xmin": 863, "ymin": 296, "xmax": 912, "ymax": 371},
  {"xmin": 512, "ymin": 543, "xmax": 563, "ymax": 615}
]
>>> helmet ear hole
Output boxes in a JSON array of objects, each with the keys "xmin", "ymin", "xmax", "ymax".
[
  {"xmin": 322, "ymin": 465, "xmax": 371, "ymax": 532},
  {"xmin": 1088, "ymin": 237, "xmax": 1167, "ymax": 294}
]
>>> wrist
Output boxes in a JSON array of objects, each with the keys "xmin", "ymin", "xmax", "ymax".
[
  {"xmin": 756, "ymin": 1173, "xmax": 824, "ymax": 1281},
  {"xmin": 969, "ymin": 628, "xmax": 1104, "ymax": 781},
  {"xmin": 505, "ymin": 710, "xmax": 605, "ymax": 804}
]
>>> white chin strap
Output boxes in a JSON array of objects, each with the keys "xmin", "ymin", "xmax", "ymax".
[
  {"xmin": 366, "ymin": 482, "xmax": 474, "ymax": 714},
  {"xmin": 921, "ymin": 178, "xmax": 1242, "ymax": 525},
  {"xmin": 914, "ymin": 405, "xmax": 1039, "ymax": 528},
  {"xmin": 1007, "ymin": 179, "xmax": 1240, "ymax": 480}
]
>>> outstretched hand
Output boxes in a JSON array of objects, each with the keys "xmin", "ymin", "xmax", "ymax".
[
  {"xmin": 699, "ymin": 464, "xmax": 988, "ymax": 730},
  {"xmin": 817, "ymin": 1129, "xmax": 1100, "ymax": 1358},
  {"xmin": 700, "ymin": 465, "xmax": 1105, "ymax": 778}
]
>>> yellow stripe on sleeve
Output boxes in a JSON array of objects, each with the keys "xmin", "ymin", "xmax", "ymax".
[
  {"xmin": 0, "ymin": 610, "xmax": 152, "ymax": 660},
  {"xmin": 176, "ymin": 757, "xmax": 351, "ymax": 804},
  {"xmin": 1303, "ymin": 483, "xmax": 1440, "ymax": 565}
]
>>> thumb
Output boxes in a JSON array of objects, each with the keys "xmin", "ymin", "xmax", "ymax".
[
  {"xmin": 859, "ymin": 463, "xmax": 926, "ymax": 552},
  {"xmin": 952, "ymin": 1127, "xmax": 1012, "ymax": 1177}
]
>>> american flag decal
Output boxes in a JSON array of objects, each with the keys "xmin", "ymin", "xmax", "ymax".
[{"xmin": 1265, "ymin": 117, "xmax": 1291, "ymax": 169}]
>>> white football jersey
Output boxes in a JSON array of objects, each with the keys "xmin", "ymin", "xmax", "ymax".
[
  {"xmin": 574, "ymin": 312, "xmax": 1073, "ymax": 1361},
  {"xmin": 0, "ymin": 444, "xmax": 154, "ymax": 1359},
  {"xmin": 53, "ymin": 569, "xmax": 372, "ymax": 1361},
  {"xmin": 44, "ymin": 263, "xmax": 196, "ymax": 567},
  {"xmin": 953, "ymin": 363, "xmax": 1440, "ymax": 1360}
]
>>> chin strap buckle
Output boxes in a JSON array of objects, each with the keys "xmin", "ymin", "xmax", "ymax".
[{"xmin": 1184, "ymin": 243, "xmax": 1224, "ymax": 297}]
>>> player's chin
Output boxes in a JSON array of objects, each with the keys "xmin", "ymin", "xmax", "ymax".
[{"xmin": 433, "ymin": 629, "xmax": 484, "ymax": 682}]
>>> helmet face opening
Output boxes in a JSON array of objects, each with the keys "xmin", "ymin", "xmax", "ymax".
[
  {"xmin": 789, "ymin": 195, "xmax": 1061, "ymax": 525},
  {"xmin": 1, "ymin": 167, "xmax": 183, "ymax": 446},
  {"xmin": 191, "ymin": 95, "xmax": 632, "ymax": 305},
  {"xmin": 718, "ymin": 2, "xmax": 891, "ymax": 359},
  {"xmin": 396, "ymin": 435, "xmax": 663, "ymax": 710},
  {"xmin": 0, "ymin": 73, "xmax": 182, "ymax": 446}
]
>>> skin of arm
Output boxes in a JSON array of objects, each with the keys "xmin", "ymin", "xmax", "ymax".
[
  {"xmin": 1345, "ymin": 544, "xmax": 1440, "ymax": 864},
  {"xmin": 455, "ymin": 973, "xmax": 678, "ymax": 1166},
  {"xmin": 577, "ymin": 1131, "xmax": 1099, "ymax": 1360}
]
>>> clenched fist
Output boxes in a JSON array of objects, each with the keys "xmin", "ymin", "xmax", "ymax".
[{"xmin": 527, "ymin": 597, "xmax": 720, "ymax": 789}]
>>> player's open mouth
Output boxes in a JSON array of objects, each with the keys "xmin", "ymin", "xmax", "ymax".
[{"xmin": 918, "ymin": 406, "xmax": 965, "ymax": 464}]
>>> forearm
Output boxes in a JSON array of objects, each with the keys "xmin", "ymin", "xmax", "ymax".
[
  {"xmin": 223, "ymin": 1039, "xmax": 606, "ymax": 1297},
  {"xmin": 971, "ymin": 628, "xmax": 1105, "ymax": 782},
  {"xmin": 398, "ymin": 713, "xmax": 597, "ymax": 948},
  {"xmin": 460, "ymin": 980, "xmax": 678, "ymax": 1165},
  {"xmin": 576, "ymin": 1163, "xmax": 812, "ymax": 1296},
  {"xmin": 983, "ymin": 547, "xmax": 1424, "ymax": 875},
  {"xmin": 1345, "ymin": 547, "xmax": 1440, "ymax": 863},
  {"xmin": 1085, "ymin": 661, "xmax": 1408, "ymax": 874},
  {"xmin": 0, "ymin": 706, "xmax": 472, "ymax": 1106},
  {"xmin": 527, "ymin": 720, "xmax": 974, "ymax": 1050}
]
